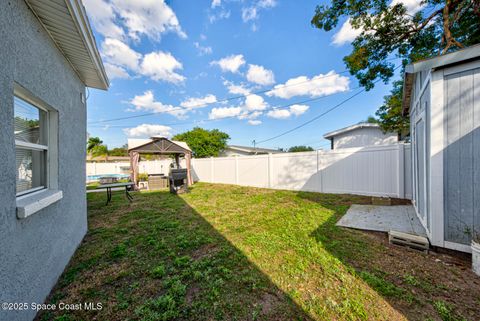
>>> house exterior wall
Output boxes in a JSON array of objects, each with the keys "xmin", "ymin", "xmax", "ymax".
[
  {"xmin": 332, "ymin": 127, "xmax": 398, "ymax": 149},
  {"xmin": 0, "ymin": 1, "xmax": 87, "ymax": 320}
]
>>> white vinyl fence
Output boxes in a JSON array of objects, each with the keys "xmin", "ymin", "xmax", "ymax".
[
  {"xmin": 191, "ymin": 144, "xmax": 412, "ymax": 199},
  {"xmin": 87, "ymin": 159, "xmax": 178, "ymax": 177}
]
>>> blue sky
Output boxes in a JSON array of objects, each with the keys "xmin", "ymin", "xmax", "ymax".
[{"xmin": 84, "ymin": 0, "xmax": 407, "ymax": 149}]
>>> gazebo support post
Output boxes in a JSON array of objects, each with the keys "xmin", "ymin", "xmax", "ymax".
[{"xmin": 175, "ymin": 154, "xmax": 180, "ymax": 168}]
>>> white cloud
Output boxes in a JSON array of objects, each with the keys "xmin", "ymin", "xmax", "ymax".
[
  {"xmin": 332, "ymin": 0, "xmax": 425, "ymax": 46},
  {"xmin": 246, "ymin": 64, "xmax": 275, "ymax": 86},
  {"xmin": 289, "ymin": 104, "xmax": 309, "ymax": 116},
  {"xmin": 101, "ymin": 39, "xmax": 185, "ymax": 83},
  {"xmin": 111, "ymin": 0, "xmax": 186, "ymax": 41},
  {"xmin": 211, "ymin": 0, "xmax": 221, "ymax": 8},
  {"xmin": 211, "ymin": 54, "xmax": 245, "ymax": 73},
  {"xmin": 123, "ymin": 124, "xmax": 172, "ymax": 137},
  {"xmin": 180, "ymin": 94, "xmax": 217, "ymax": 109},
  {"xmin": 128, "ymin": 90, "xmax": 186, "ymax": 117},
  {"xmin": 248, "ymin": 119, "xmax": 262, "ymax": 125},
  {"xmin": 194, "ymin": 42, "xmax": 213, "ymax": 56},
  {"xmin": 332, "ymin": 18, "xmax": 363, "ymax": 46},
  {"xmin": 83, "ymin": 0, "xmax": 125, "ymax": 40},
  {"xmin": 208, "ymin": 10, "xmax": 231, "ymax": 23},
  {"xmin": 242, "ymin": 7, "xmax": 257, "ymax": 22},
  {"xmin": 238, "ymin": 110, "xmax": 262, "ymax": 120},
  {"xmin": 140, "ymin": 51, "xmax": 186, "ymax": 84},
  {"xmin": 104, "ymin": 63, "xmax": 130, "ymax": 79},
  {"xmin": 241, "ymin": 0, "xmax": 277, "ymax": 26},
  {"xmin": 258, "ymin": 0, "xmax": 277, "ymax": 8},
  {"xmin": 266, "ymin": 109, "xmax": 291, "ymax": 119},
  {"xmin": 101, "ymin": 38, "xmax": 141, "ymax": 70},
  {"xmin": 244, "ymin": 94, "xmax": 267, "ymax": 111},
  {"xmin": 267, "ymin": 71, "xmax": 350, "ymax": 99},
  {"xmin": 209, "ymin": 107, "xmax": 243, "ymax": 120},
  {"xmin": 83, "ymin": 0, "xmax": 186, "ymax": 41},
  {"xmin": 266, "ymin": 104, "xmax": 309, "ymax": 119},
  {"xmin": 223, "ymin": 80, "xmax": 251, "ymax": 95},
  {"xmin": 391, "ymin": 0, "xmax": 425, "ymax": 14}
]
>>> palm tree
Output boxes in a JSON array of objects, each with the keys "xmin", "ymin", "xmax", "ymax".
[{"xmin": 87, "ymin": 137, "xmax": 107, "ymax": 157}]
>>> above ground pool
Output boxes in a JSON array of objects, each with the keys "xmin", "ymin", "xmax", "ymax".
[{"xmin": 87, "ymin": 174, "xmax": 130, "ymax": 182}]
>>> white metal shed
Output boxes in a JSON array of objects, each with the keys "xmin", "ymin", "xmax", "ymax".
[{"xmin": 403, "ymin": 44, "xmax": 480, "ymax": 253}]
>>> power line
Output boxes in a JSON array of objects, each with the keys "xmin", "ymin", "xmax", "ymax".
[
  {"xmin": 255, "ymin": 65, "xmax": 401, "ymax": 146},
  {"xmin": 88, "ymin": 70, "xmax": 352, "ymax": 124},
  {"xmin": 87, "ymin": 85, "xmax": 363, "ymax": 129},
  {"xmin": 255, "ymin": 90, "xmax": 367, "ymax": 145},
  {"xmin": 88, "ymin": 57, "xmax": 402, "ymax": 125}
]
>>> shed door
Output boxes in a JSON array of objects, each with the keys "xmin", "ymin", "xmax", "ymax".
[
  {"xmin": 414, "ymin": 117, "xmax": 427, "ymax": 224},
  {"xmin": 444, "ymin": 68, "xmax": 480, "ymax": 245}
]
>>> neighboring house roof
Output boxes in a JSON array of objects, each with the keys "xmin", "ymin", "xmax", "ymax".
[
  {"xmin": 323, "ymin": 123, "xmax": 382, "ymax": 139},
  {"xmin": 225, "ymin": 145, "xmax": 283, "ymax": 154},
  {"xmin": 402, "ymin": 44, "xmax": 480, "ymax": 115},
  {"xmin": 128, "ymin": 137, "xmax": 192, "ymax": 154},
  {"xmin": 25, "ymin": 0, "xmax": 109, "ymax": 90}
]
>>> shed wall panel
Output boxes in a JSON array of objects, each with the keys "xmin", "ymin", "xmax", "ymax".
[{"xmin": 444, "ymin": 68, "xmax": 480, "ymax": 244}]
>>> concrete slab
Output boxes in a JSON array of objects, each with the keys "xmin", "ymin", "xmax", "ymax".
[{"xmin": 337, "ymin": 205, "xmax": 427, "ymax": 237}]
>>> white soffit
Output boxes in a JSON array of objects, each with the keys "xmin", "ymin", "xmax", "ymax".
[{"xmin": 25, "ymin": 0, "xmax": 109, "ymax": 90}]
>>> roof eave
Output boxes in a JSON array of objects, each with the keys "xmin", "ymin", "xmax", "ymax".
[
  {"xmin": 26, "ymin": 0, "xmax": 109, "ymax": 90},
  {"xmin": 65, "ymin": 0, "xmax": 109, "ymax": 90}
]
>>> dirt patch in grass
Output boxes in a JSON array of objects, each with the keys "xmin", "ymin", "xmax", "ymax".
[{"xmin": 348, "ymin": 231, "xmax": 480, "ymax": 321}]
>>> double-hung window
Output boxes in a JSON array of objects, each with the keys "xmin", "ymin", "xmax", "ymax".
[{"xmin": 14, "ymin": 96, "xmax": 49, "ymax": 196}]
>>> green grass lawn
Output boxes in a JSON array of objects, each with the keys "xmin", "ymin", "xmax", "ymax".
[{"xmin": 40, "ymin": 183, "xmax": 480, "ymax": 321}]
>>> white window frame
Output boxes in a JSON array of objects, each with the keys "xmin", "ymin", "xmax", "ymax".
[
  {"xmin": 14, "ymin": 98, "xmax": 50, "ymax": 197},
  {"xmin": 14, "ymin": 83, "xmax": 61, "ymax": 218}
]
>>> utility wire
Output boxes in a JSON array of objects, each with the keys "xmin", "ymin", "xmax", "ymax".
[
  {"xmin": 88, "ymin": 70, "xmax": 352, "ymax": 124},
  {"xmin": 255, "ymin": 65, "xmax": 401, "ymax": 145},
  {"xmin": 87, "ymin": 84, "xmax": 364, "ymax": 129},
  {"xmin": 88, "ymin": 57, "xmax": 401, "ymax": 125}
]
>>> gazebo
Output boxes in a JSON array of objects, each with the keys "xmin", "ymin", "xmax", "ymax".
[{"xmin": 127, "ymin": 136, "xmax": 193, "ymax": 189}]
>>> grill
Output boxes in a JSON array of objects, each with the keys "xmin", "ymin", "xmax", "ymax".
[{"xmin": 169, "ymin": 168, "xmax": 188, "ymax": 194}]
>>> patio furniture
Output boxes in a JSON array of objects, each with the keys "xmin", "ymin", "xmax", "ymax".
[
  {"xmin": 96, "ymin": 182, "xmax": 135, "ymax": 205},
  {"xmin": 99, "ymin": 176, "xmax": 118, "ymax": 184},
  {"xmin": 148, "ymin": 174, "xmax": 168, "ymax": 190}
]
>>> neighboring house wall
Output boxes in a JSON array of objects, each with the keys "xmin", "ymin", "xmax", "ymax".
[
  {"xmin": 220, "ymin": 149, "xmax": 255, "ymax": 157},
  {"xmin": 332, "ymin": 127, "xmax": 398, "ymax": 149},
  {"xmin": 0, "ymin": 1, "xmax": 87, "ymax": 321}
]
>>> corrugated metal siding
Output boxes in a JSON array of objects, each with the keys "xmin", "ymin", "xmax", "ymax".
[
  {"xmin": 25, "ymin": 0, "xmax": 106, "ymax": 88},
  {"xmin": 444, "ymin": 67, "xmax": 480, "ymax": 244}
]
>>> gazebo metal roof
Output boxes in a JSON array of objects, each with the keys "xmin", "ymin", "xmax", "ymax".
[{"xmin": 128, "ymin": 137, "xmax": 191, "ymax": 155}]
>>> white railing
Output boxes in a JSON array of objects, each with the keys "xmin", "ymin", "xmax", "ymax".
[{"xmin": 191, "ymin": 144, "xmax": 412, "ymax": 199}]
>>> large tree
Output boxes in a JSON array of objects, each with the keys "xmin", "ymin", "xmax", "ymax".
[
  {"xmin": 172, "ymin": 127, "xmax": 230, "ymax": 158},
  {"xmin": 288, "ymin": 145, "xmax": 315, "ymax": 153},
  {"xmin": 312, "ymin": 0, "xmax": 480, "ymax": 132}
]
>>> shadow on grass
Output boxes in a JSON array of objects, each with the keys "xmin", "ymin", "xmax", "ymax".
[
  {"xmin": 37, "ymin": 188, "xmax": 313, "ymax": 321},
  {"xmin": 296, "ymin": 191, "xmax": 476, "ymax": 321}
]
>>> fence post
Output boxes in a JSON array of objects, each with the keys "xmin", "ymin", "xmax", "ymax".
[
  {"xmin": 268, "ymin": 153, "xmax": 273, "ymax": 188},
  {"xmin": 397, "ymin": 143, "xmax": 405, "ymax": 199},
  {"xmin": 235, "ymin": 156, "xmax": 239, "ymax": 185},
  {"xmin": 317, "ymin": 149, "xmax": 322, "ymax": 193},
  {"xmin": 210, "ymin": 157, "xmax": 215, "ymax": 183}
]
